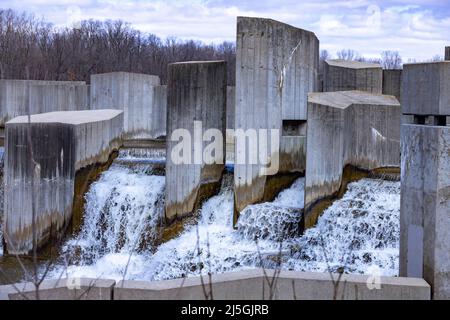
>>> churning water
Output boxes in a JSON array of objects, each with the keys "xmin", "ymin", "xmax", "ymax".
[{"xmin": 48, "ymin": 147, "xmax": 401, "ymax": 282}]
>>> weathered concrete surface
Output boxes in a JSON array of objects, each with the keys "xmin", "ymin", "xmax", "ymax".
[
  {"xmin": 115, "ymin": 269, "xmax": 430, "ymax": 300},
  {"xmin": 90, "ymin": 72, "xmax": 166, "ymax": 139},
  {"xmin": 382, "ymin": 69, "xmax": 402, "ymax": 101},
  {"xmin": 28, "ymin": 83, "xmax": 89, "ymax": 114},
  {"xmin": 234, "ymin": 16, "xmax": 319, "ymax": 213},
  {"xmin": 1, "ymin": 278, "xmax": 115, "ymax": 300},
  {"xmin": 401, "ymin": 62, "xmax": 450, "ymax": 116},
  {"xmin": 0, "ymin": 80, "xmax": 86, "ymax": 127},
  {"xmin": 3, "ymin": 110, "xmax": 123, "ymax": 255},
  {"xmin": 323, "ymin": 60, "xmax": 382, "ymax": 94},
  {"xmin": 305, "ymin": 91, "xmax": 400, "ymax": 227},
  {"xmin": 400, "ymin": 125, "xmax": 450, "ymax": 300},
  {"xmin": 165, "ymin": 61, "xmax": 226, "ymax": 222},
  {"xmin": 0, "ymin": 271, "xmax": 429, "ymax": 300}
]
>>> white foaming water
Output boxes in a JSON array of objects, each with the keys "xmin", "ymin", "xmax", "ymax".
[
  {"xmin": 48, "ymin": 154, "xmax": 165, "ymax": 280},
  {"xmin": 50, "ymin": 169, "xmax": 400, "ymax": 281},
  {"xmin": 285, "ymin": 179, "xmax": 400, "ymax": 276}
]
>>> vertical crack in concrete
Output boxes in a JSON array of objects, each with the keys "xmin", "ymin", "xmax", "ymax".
[{"xmin": 279, "ymin": 40, "xmax": 302, "ymax": 93}]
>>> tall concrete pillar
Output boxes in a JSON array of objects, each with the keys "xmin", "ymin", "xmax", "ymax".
[
  {"xmin": 234, "ymin": 16, "xmax": 319, "ymax": 214},
  {"xmin": 445, "ymin": 47, "xmax": 450, "ymax": 61},
  {"xmin": 400, "ymin": 61, "xmax": 450, "ymax": 299},
  {"xmin": 165, "ymin": 61, "xmax": 226, "ymax": 223}
]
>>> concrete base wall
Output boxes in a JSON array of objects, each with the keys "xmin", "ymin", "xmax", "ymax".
[
  {"xmin": 305, "ymin": 91, "xmax": 400, "ymax": 227},
  {"xmin": 3, "ymin": 110, "xmax": 123, "ymax": 255},
  {"xmin": 0, "ymin": 270, "xmax": 430, "ymax": 300},
  {"xmin": 323, "ymin": 60, "xmax": 382, "ymax": 94},
  {"xmin": 165, "ymin": 61, "xmax": 227, "ymax": 222},
  {"xmin": 90, "ymin": 72, "xmax": 165, "ymax": 139},
  {"xmin": 400, "ymin": 124, "xmax": 450, "ymax": 299},
  {"xmin": 234, "ymin": 16, "xmax": 319, "ymax": 213},
  {"xmin": 0, "ymin": 80, "xmax": 86, "ymax": 127}
]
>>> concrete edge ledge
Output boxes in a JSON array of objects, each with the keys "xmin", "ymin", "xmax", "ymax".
[{"xmin": 1, "ymin": 269, "xmax": 429, "ymax": 300}]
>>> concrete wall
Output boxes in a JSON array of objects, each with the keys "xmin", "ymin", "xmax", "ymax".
[
  {"xmin": 28, "ymin": 83, "xmax": 89, "ymax": 114},
  {"xmin": 323, "ymin": 60, "xmax": 382, "ymax": 94},
  {"xmin": 226, "ymin": 86, "xmax": 235, "ymax": 131},
  {"xmin": 0, "ymin": 80, "xmax": 86, "ymax": 127},
  {"xmin": 401, "ymin": 62, "xmax": 450, "ymax": 116},
  {"xmin": 305, "ymin": 91, "xmax": 400, "ymax": 227},
  {"xmin": 400, "ymin": 61, "xmax": 450, "ymax": 300},
  {"xmin": 3, "ymin": 110, "xmax": 123, "ymax": 255},
  {"xmin": 234, "ymin": 16, "xmax": 319, "ymax": 213},
  {"xmin": 0, "ymin": 270, "xmax": 430, "ymax": 300},
  {"xmin": 90, "ymin": 72, "xmax": 165, "ymax": 139},
  {"xmin": 382, "ymin": 69, "xmax": 402, "ymax": 101},
  {"xmin": 165, "ymin": 61, "xmax": 226, "ymax": 223},
  {"xmin": 1, "ymin": 278, "xmax": 114, "ymax": 300}
]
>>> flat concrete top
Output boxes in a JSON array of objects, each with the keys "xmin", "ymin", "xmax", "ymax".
[
  {"xmin": 326, "ymin": 59, "xmax": 382, "ymax": 69},
  {"xmin": 308, "ymin": 91, "xmax": 400, "ymax": 109},
  {"xmin": 7, "ymin": 109, "xmax": 123, "ymax": 125},
  {"xmin": 404, "ymin": 60, "xmax": 450, "ymax": 66},
  {"xmin": 91, "ymin": 71, "xmax": 160, "ymax": 79},
  {"xmin": 0, "ymin": 79, "xmax": 85, "ymax": 85},
  {"xmin": 170, "ymin": 60, "xmax": 225, "ymax": 65}
]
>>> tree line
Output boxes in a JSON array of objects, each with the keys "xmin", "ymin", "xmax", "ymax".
[
  {"xmin": 0, "ymin": 9, "xmax": 236, "ymax": 84},
  {"xmin": 2, "ymin": 8, "xmax": 442, "ymax": 85}
]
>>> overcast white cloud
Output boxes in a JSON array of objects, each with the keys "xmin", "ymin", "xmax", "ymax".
[{"xmin": 1, "ymin": 0, "xmax": 449, "ymax": 61}]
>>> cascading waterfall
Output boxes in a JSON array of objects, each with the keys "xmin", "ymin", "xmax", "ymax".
[
  {"xmin": 49, "ymin": 152, "xmax": 165, "ymax": 280},
  {"xmin": 49, "ymin": 154, "xmax": 400, "ymax": 281}
]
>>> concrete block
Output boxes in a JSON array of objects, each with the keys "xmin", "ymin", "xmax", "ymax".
[
  {"xmin": 3, "ymin": 110, "xmax": 123, "ymax": 254},
  {"xmin": 382, "ymin": 69, "xmax": 402, "ymax": 101},
  {"xmin": 4, "ymin": 278, "xmax": 115, "ymax": 300},
  {"xmin": 323, "ymin": 60, "xmax": 382, "ymax": 94},
  {"xmin": 115, "ymin": 269, "xmax": 430, "ymax": 300},
  {"xmin": 400, "ymin": 124, "xmax": 450, "ymax": 299},
  {"xmin": 90, "ymin": 72, "xmax": 165, "ymax": 138},
  {"xmin": 0, "ymin": 80, "xmax": 86, "ymax": 127},
  {"xmin": 165, "ymin": 61, "xmax": 226, "ymax": 222},
  {"xmin": 305, "ymin": 91, "xmax": 400, "ymax": 227},
  {"xmin": 401, "ymin": 62, "xmax": 450, "ymax": 116},
  {"xmin": 234, "ymin": 16, "xmax": 319, "ymax": 213}
]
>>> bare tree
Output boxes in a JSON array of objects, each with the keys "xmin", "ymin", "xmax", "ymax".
[
  {"xmin": 381, "ymin": 51, "xmax": 402, "ymax": 69},
  {"xmin": 336, "ymin": 49, "xmax": 359, "ymax": 61}
]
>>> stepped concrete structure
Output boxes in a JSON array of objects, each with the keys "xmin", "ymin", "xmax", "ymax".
[
  {"xmin": 3, "ymin": 110, "xmax": 123, "ymax": 255},
  {"xmin": 90, "ymin": 72, "xmax": 166, "ymax": 139},
  {"xmin": 382, "ymin": 69, "xmax": 402, "ymax": 101},
  {"xmin": 305, "ymin": 91, "xmax": 400, "ymax": 227},
  {"xmin": 165, "ymin": 61, "xmax": 226, "ymax": 223},
  {"xmin": 400, "ymin": 61, "xmax": 450, "ymax": 300},
  {"xmin": 0, "ymin": 80, "xmax": 86, "ymax": 128},
  {"xmin": 323, "ymin": 60, "xmax": 382, "ymax": 94},
  {"xmin": 234, "ymin": 17, "xmax": 319, "ymax": 215}
]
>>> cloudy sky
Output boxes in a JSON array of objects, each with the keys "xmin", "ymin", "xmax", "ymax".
[{"xmin": 1, "ymin": 0, "xmax": 449, "ymax": 61}]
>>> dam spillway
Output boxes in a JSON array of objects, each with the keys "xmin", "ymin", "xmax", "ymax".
[{"xmin": 40, "ymin": 149, "xmax": 401, "ymax": 282}]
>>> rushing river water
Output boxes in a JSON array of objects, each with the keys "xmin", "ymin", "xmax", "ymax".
[{"xmin": 0, "ymin": 150, "xmax": 401, "ymax": 284}]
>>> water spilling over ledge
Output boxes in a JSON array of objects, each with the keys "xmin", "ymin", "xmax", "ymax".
[{"xmin": 42, "ymin": 151, "xmax": 400, "ymax": 281}]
